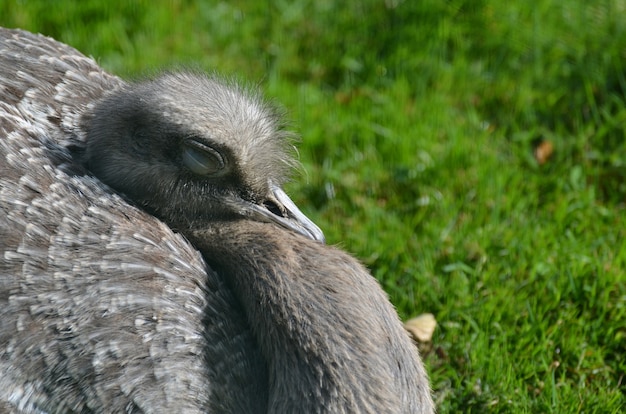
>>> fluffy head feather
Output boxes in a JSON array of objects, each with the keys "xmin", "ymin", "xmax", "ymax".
[{"xmin": 81, "ymin": 72, "xmax": 298, "ymax": 228}]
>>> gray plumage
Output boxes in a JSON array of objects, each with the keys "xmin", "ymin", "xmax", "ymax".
[{"xmin": 0, "ymin": 27, "xmax": 434, "ymax": 414}]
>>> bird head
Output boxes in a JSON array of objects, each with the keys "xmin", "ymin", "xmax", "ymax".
[{"xmin": 81, "ymin": 72, "xmax": 324, "ymax": 242}]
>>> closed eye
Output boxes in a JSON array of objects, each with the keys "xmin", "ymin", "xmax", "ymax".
[{"xmin": 182, "ymin": 140, "xmax": 226, "ymax": 176}]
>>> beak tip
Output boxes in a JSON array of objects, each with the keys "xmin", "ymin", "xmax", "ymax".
[
  {"xmin": 309, "ymin": 228, "xmax": 326, "ymax": 244},
  {"xmin": 268, "ymin": 184, "xmax": 326, "ymax": 244}
]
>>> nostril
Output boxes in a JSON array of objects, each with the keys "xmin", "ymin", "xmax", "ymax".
[{"xmin": 263, "ymin": 200, "xmax": 285, "ymax": 217}]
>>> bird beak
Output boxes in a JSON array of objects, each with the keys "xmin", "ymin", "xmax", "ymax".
[{"xmin": 241, "ymin": 183, "xmax": 325, "ymax": 243}]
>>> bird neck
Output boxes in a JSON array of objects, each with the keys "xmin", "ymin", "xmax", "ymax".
[{"xmin": 188, "ymin": 221, "xmax": 431, "ymax": 413}]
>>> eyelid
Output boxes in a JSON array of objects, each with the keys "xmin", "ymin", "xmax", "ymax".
[{"xmin": 182, "ymin": 138, "xmax": 226, "ymax": 175}]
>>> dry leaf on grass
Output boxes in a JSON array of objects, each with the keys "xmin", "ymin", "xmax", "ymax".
[
  {"xmin": 534, "ymin": 140, "xmax": 554, "ymax": 165},
  {"xmin": 404, "ymin": 313, "xmax": 437, "ymax": 342}
]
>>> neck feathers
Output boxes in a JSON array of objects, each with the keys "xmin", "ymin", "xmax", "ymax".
[{"xmin": 189, "ymin": 221, "xmax": 433, "ymax": 413}]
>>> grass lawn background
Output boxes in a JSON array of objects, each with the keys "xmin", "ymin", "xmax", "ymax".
[{"xmin": 2, "ymin": 1, "xmax": 625, "ymax": 412}]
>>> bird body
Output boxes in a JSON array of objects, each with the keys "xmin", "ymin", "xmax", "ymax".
[
  {"xmin": 0, "ymin": 27, "xmax": 433, "ymax": 413},
  {"xmin": 0, "ymin": 29, "xmax": 266, "ymax": 413}
]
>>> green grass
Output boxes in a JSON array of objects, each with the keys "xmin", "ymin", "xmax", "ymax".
[{"xmin": 2, "ymin": 0, "xmax": 625, "ymax": 412}]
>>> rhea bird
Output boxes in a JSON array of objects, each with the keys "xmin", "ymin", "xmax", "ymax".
[{"xmin": 0, "ymin": 27, "xmax": 434, "ymax": 413}]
